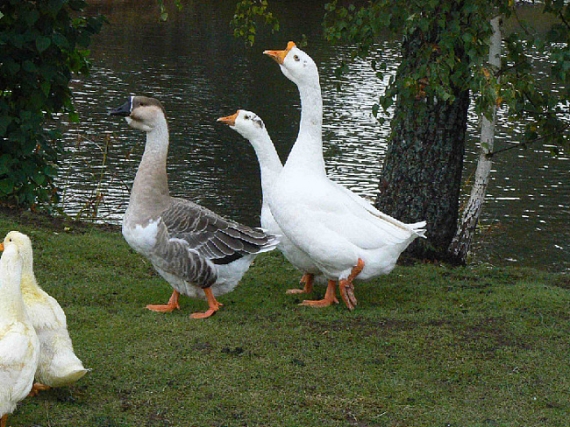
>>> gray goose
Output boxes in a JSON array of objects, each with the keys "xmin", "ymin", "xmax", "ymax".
[{"xmin": 110, "ymin": 96, "xmax": 278, "ymax": 319}]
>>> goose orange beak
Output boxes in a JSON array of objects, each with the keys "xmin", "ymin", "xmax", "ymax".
[
  {"xmin": 263, "ymin": 41, "xmax": 296, "ymax": 64},
  {"xmin": 0, "ymin": 243, "xmax": 4, "ymax": 251},
  {"xmin": 217, "ymin": 111, "xmax": 239, "ymax": 126}
]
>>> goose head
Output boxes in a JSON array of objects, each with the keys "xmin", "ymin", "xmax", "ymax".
[
  {"xmin": 110, "ymin": 96, "xmax": 167, "ymax": 132},
  {"xmin": 0, "ymin": 231, "xmax": 23, "ymax": 274},
  {"xmin": 1, "ymin": 231, "xmax": 33, "ymax": 273},
  {"xmin": 217, "ymin": 110, "xmax": 266, "ymax": 141},
  {"xmin": 264, "ymin": 41, "xmax": 319, "ymax": 87}
]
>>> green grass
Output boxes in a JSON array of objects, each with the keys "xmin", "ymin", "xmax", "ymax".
[{"xmin": 2, "ymin": 208, "xmax": 569, "ymax": 427}]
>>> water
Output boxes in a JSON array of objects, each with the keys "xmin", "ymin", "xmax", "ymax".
[{"xmin": 58, "ymin": 0, "xmax": 569, "ymax": 271}]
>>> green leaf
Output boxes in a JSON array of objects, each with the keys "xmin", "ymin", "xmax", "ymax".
[
  {"xmin": 33, "ymin": 171, "xmax": 46, "ymax": 186},
  {"xmin": 68, "ymin": 111, "xmax": 79, "ymax": 123},
  {"xmin": 3, "ymin": 59, "xmax": 20, "ymax": 76},
  {"xmin": 0, "ymin": 155, "xmax": 13, "ymax": 175},
  {"xmin": 22, "ymin": 60, "xmax": 38, "ymax": 73},
  {"xmin": 0, "ymin": 178, "xmax": 15, "ymax": 196},
  {"xmin": 372, "ymin": 103, "xmax": 380, "ymax": 117},
  {"xmin": 51, "ymin": 33, "xmax": 70, "ymax": 49},
  {"xmin": 40, "ymin": 81, "xmax": 51, "ymax": 96},
  {"xmin": 0, "ymin": 116, "xmax": 13, "ymax": 137}
]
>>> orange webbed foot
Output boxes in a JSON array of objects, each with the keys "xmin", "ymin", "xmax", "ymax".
[
  {"xmin": 300, "ymin": 297, "xmax": 339, "ymax": 307},
  {"xmin": 146, "ymin": 290, "xmax": 181, "ymax": 313},
  {"xmin": 28, "ymin": 383, "xmax": 51, "ymax": 397},
  {"xmin": 300, "ymin": 280, "xmax": 338, "ymax": 308},
  {"xmin": 190, "ymin": 307, "xmax": 219, "ymax": 319},
  {"xmin": 339, "ymin": 258, "xmax": 364, "ymax": 310},
  {"xmin": 286, "ymin": 273, "xmax": 314, "ymax": 294},
  {"xmin": 339, "ymin": 281, "xmax": 357, "ymax": 310},
  {"xmin": 190, "ymin": 288, "xmax": 222, "ymax": 319}
]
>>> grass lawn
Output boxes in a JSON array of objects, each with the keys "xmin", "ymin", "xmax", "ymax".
[{"xmin": 1, "ymin": 207, "xmax": 569, "ymax": 427}]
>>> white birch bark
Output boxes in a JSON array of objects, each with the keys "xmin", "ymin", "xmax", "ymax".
[{"xmin": 449, "ymin": 16, "xmax": 501, "ymax": 263}]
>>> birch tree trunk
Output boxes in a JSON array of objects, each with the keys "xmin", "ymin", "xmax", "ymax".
[{"xmin": 448, "ymin": 16, "xmax": 502, "ymax": 263}]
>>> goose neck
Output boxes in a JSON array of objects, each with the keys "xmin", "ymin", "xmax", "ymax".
[
  {"xmin": 299, "ymin": 81, "xmax": 323, "ymax": 137},
  {"xmin": 288, "ymin": 79, "xmax": 325, "ymax": 171},
  {"xmin": 249, "ymin": 131, "xmax": 282, "ymax": 194},
  {"xmin": 0, "ymin": 260, "xmax": 27, "ymax": 322},
  {"xmin": 129, "ymin": 120, "xmax": 171, "ymax": 215}
]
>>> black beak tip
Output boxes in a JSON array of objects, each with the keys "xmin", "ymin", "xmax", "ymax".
[
  {"xmin": 109, "ymin": 99, "xmax": 132, "ymax": 117},
  {"xmin": 109, "ymin": 109, "xmax": 127, "ymax": 117}
]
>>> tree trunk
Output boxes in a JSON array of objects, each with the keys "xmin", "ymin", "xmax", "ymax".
[
  {"xmin": 448, "ymin": 16, "xmax": 502, "ymax": 263},
  {"xmin": 375, "ymin": 28, "xmax": 470, "ymax": 264}
]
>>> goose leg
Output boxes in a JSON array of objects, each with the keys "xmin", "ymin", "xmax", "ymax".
[
  {"xmin": 286, "ymin": 273, "xmax": 314, "ymax": 294},
  {"xmin": 146, "ymin": 290, "xmax": 181, "ymax": 313},
  {"xmin": 190, "ymin": 287, "xmax": 223, "ymax": 319},
  {"xmin": 339, "ymin": 258, "xmax": 364, "ymax": 310},
  {"xmin": 1, "ymin": 414, "xmax": 7, "ymax": 427},
  {"xmin": 300, "ymin": 280, "xmax": 339, "ymax": 307},
  {"xmin": 28, "ymin": 382, "xmax": 51, "ymax": 396}
]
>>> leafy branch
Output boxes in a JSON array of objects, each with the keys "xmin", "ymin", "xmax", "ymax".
[{"xmin": 231, "ymin": 0, "xmax": 279, "ymax": 46}]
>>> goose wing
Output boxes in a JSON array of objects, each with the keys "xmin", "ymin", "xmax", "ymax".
[
  {"xmin": 330, "ymin": 180, "xmax": 426, "ymax": 238},
  {"xmin": 162, "ymin": 198, "xmax": 278, "ymax": 265}
]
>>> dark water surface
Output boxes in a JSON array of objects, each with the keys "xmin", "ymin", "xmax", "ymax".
[{"xmin": 58, "ymin": 0, "xmax": 569, "ymax": 271}]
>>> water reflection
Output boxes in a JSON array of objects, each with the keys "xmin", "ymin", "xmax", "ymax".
[{"xmin": 58, "ymin": 0, "xmax": 568, "ymax": 271}]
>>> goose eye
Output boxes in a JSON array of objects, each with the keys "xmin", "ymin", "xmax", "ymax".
[
  {"xmin": 293, "ymin": 55, "xmax": 300, "ymax": 61},
  {"xmin": 245, "ymin": 114, "xmax": 250, "ymax": 120}
]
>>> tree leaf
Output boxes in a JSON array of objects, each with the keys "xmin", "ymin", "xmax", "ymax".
[{"xmin": 36, "ymin": 36, "xmax": 52, "ymax": 53}]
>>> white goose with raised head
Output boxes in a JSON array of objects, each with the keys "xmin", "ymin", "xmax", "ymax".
[
  {"xmin": 0, "ymin": 233, "xmax": 40, "ymax": 427},
  {"xmin": 110, "ymin": 96, "xmax": 279, "ymax": 319},
  {"xmin": 1, "ymin": 231, "xmax": 88, "ymax": 395},
  {"xmin": 217, "ymin": 109, "xmax": 326, "ymax": 295},
  {"xmin": 263, "ymin": 42, "xmax": 426, "ymax": 310}
]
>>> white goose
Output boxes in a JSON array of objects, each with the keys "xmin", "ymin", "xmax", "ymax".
[
  {"xmin": 4, "ymin": 231, "xmax": 88, "ymax": 395},
  {"xmin": 217, "ymin": 109, "xmax": 326, "ymax": 295},
  {"xmin": 263, "ymin": 42, "xmax": 426, "ymax": 310},
  {"xmin": 0, "ymin": 234, "xmax": 40, "ymax": 427},
  {"xmin": 110, "ymin": 96, "xmax": 279, "ymax": 319}
]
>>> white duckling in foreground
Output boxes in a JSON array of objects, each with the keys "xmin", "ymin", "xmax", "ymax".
[
  {"xmin": 263, "ymin": 42, "xmax": 426, "ymax": 310},
  {"xmin": 217, "ymin": 109, "xmax": 325, "ymax": 295},
  {"xmin": 0, "ymin": 234, "xmax": 39, "ymax": 427},
  {"xmin": 110, "ymin": 96, "xmax": 279, "ymax": 319},
  {"xmin": 2, "ymin": 231, "xmax": 88, "ymax": 395}
]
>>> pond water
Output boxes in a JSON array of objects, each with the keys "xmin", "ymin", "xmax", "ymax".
[{"xmin": 58, "ymin": 0, "xmax": 569, "ymax": 272}]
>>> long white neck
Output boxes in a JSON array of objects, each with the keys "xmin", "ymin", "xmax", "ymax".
[
  {"xmin": 285, "ymin": 75, "xmax": 326, "ymax": 174},
  {"xmin": 248, "ymin": 129, "xmax": 283, "ymax": 204},
  {"xmin": 128, "ymin": 117, "xmax": 171, "ymax": 221},
  {"xmin": 0, "ymin": 252, "xmax": 27, "ymax": 323}
]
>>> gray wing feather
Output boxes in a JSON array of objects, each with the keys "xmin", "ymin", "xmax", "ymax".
[
  {"xmin": 161, "ymin": 198, "xmax": 278, "ymax": 263},
  {"xmin": 151, "ymin": 221, "xmax": 217, "ymax": 288}
]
